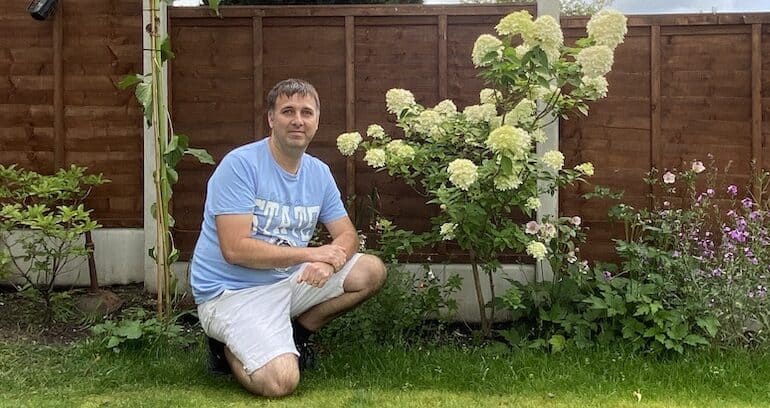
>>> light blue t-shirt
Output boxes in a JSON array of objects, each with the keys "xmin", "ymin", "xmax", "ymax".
[{"xmin": 190, "ymin": 138, "xmax": 348, "ymax": 304}]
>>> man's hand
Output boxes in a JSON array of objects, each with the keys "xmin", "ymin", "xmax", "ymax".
[
  {"xmin": 308, "ymin": 244, "xmax": 347, "ymax": 272},
  {"xmin": 297, "ymin": 262, "xmax": 335, "ymax": 288}
]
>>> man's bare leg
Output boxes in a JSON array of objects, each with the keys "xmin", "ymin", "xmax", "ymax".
[
  {"xmin": 296, "ymin": 254, "xmax": 387, "ymax": 331},
  {"xmin": 225, "ymin": 348, "xmax": 299, "ymax": 398}
]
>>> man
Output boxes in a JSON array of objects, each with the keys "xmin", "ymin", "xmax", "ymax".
[{"xmin": 190, "ymin": 78, "xmax": 387, "ymax": 397}]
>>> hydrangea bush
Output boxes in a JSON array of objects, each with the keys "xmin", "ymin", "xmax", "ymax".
[{"xmin": 337, "ymin": 10, "xmax": 627, "ymax": 334}]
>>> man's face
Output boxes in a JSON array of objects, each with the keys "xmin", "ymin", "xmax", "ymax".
[{"xmin": 268, "ymin": 93, "xmax": 319, "ymax": 153}]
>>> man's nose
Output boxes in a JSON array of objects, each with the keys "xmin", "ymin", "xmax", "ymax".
[{"xmin": 290, "ymin": 113, "xmax": 303, "ymax": 126}]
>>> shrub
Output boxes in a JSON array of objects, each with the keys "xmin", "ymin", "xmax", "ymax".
[{"xmin": 0, "ymin": 165, "xmax": 107, "ymax": 319}]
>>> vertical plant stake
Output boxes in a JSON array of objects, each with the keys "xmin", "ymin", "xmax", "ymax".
[
  {"xmin": 337, "ymin": 10, "xmax": 627, "ymax": 335},
  {"xmin": 119, "ymin": 0, "xmax": 220, "ymax": 317}
]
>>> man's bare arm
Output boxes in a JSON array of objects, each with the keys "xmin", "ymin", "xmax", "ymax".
[{"xmin": 215, "ymin": 214, "xmax": 347, "ymax": 270}]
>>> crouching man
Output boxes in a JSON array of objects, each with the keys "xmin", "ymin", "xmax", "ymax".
[{"xmin": 190, "ymin": 78, "xmax": 386, "ymax": 397}]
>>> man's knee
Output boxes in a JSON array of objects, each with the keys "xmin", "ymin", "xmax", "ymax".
[
  {"xmin": 234, "ymin": 353, "xmax": 300, "ymax": 398},
  {"xmin": 251, "ymin": 370, "xmax": 299, "ymax": 398},
  {"xmin": 361, "ymin": 254, "xmax": 387, "ymax": 293}
]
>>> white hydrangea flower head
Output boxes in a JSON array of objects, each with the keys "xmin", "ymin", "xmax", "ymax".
[
  {"xmin": 504, "ymin": 98, "xmax": 537, "ymax": 126},
  {"xmin": 514, "ymin": 44, "xmax": 531, "ymax": 58},
  {"xmin": 336, "ymin": 132, "xmax": 362, "ymax": 156},
  {"xmin": 385, "ymin": 88, "xmax": 416, "ymax": 114},
  {"xmin": 395, "ymin": 144, "xmax": 416, "ymax": 161},
  {"xmin": 526, "ymin": 241, "xmax": 547, "ymax": 261},
  {"xmin": 581, "ymin": 75, "xmax": 609, "ymax": 99},
  {"xmin": 520, "ymin": 15, "xmax": 563, "ymax": 62},
  {"xmin": 463, "ymin": 103, "xmax": 498, "ymax": 124},
  {"xmin": 531, "ymin": 129, "xmax": 548, "ymax": 143},
  {"xmin": 434, "ymin": 99, "xmax": 457, "ymax": 116},
  {"xmin": 575, "ymin": 162, "xmax": 595, "ymax": 176},
  {"xmin": 525, "ymin": 197, "xmax": 541, "ymax": 210},
  {"xmin": 488, "ymin": 116, "xmax": 503, "ymax": 130},
  {"xmin": 576, "ymin": 45, "xmax": 614, "ymax": 78},
  {"xmin": 364, "ymin": 148, "xmax": 386, "ymax": 168},
  {"xmin": 542, "ymin": 150, "xmax": 565, "ymax": 171},
  {"xmin": 472, "ymin": 34, "xmax": 504, "ymax": 67},
  {"xmin": 494, "ymin": 173, "xmax": 522, "ymax": 191},
  {"xmin": 447, "ymin": 159, "xmax": 478, "ymax": 190},
  {"xmin": 414, "ymin": 109, "xmax": 445, "ymax": 141},
  {"xmin": 486, "ymin": 125, "xmax": 531, "ymax": 159},
  {"xmin": 587, "ymin": 10, "xmax": 628, "ymax": 50},
  {"xmin": 366, "ymin": 124, "xmax": 387, "ymax": 140},
  {"xmin": 479, "ymin": 88, "xmax": 502, "ymax": 105},
  {"xmin": 495, "ymin": 10, "xmax": 534, "ymax": 37},
  {"xmin": 439, "ymin": 222, "xmax": 457, "ymax": 240}
]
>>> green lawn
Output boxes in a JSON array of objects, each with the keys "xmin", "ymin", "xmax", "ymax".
[{"xmin": 1, "ymin": 340, "xmax": 768, "ymax": 407}]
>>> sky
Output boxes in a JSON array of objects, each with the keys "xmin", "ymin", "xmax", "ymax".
[{"xmin": 174, "ymin": 0, "xmax": 770, "ymax": 13}]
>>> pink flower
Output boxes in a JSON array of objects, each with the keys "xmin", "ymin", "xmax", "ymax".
[
  {"xmin": 727, "ymin": 185, "xmax": 738, "ymax": 197},
  {"xmin": 525, "ymin": 221, "xmax": 540, "ymax": 235},
  {"xmin": 691, "ymin": 161, "xmax": 705, "ymax": 173},
  {"xmin": 663, "ymin": 171, "xmax": 676, "ymax": 184}
]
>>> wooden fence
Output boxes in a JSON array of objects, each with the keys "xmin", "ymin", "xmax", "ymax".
[
  {"xmin": 0, "ymin": 0, "xmax": 143, "ymax": 227},
  {"xmin": 2, "ymin": 1, "xmax": 770, "ymax": 262}
]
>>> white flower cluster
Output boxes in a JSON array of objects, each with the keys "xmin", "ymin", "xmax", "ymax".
[
  {"xmin": 576, "ymin": 45, "xmax": 614, "ymax": 78},
  {"xmin": 525, "ymin": 15, "xmax": 563, "ymax": 62},
  {"xmin": 364, "ymin": 148, "xmax": 386, "ymax": 168},
  {"xmin": 485, "ymin": 125, "xmax": 531, "ymax": 159},
  {"xmin": 574, "ymin": 162, "xmax": 594, "ymax": 176},
  {"xmin": 495, "ymin": 10, "xmax": 533, "ymax": 37},
  {"xmin": 447, "ymin": 158, "xmax": 478, "ymax": 190},
  {"xmin": 433, "ymin": 99, "xmax": 457, "ymax": 116},
  {"xmin": 479, "ymin": 88, "xmax": 502, "ymax": 105},
  {"xmin": 581, "ymin": 75, "xmax": 609, "ymax": 99},
  {"xmin": 494, "ymin": 173, "xmax": 522, "ymax": 191},
  {"xmin": 542, "ymin": 150, "xmax": 564, "ymax": 171},
  {"xmin": 336, "ymin": 132, "xmax": 362, "ymax": 156},
  {"xmin": 414, "ymin": 109, "xmax": 445, "ymax": 141},
  {"xmin": 526, "ymin": 241, "xmax": 547, "ymax": 261},
  {"xmin": 366, "ymin": 124, "xmax": 386, "ymax": 140},
  {"xmin": 525, "ymin": 197, "xmax": 541, "ymax": 210},
  {"xmin": 385, "ymin": 88, "xmax": 416, "ymax": 114},
  {"xmin": 439, "ymin": 222, "xmax": 457, "ymax": 240},
  {"xmin": 471, "ymin": 34, "xmax": 504, "ymax": 67},
  {"xmin": 503, "ymin": 98, "xmax": 536, "ymax": 126},
  {"xmin": 587, "ymin": 10, "xmax": 628, "ymax": 50},
  {"xmin": 385, "ymin": 139, "xmax": 415, "ymax": 161},
  {"xmin": 463, "ymin": 103, "xmax": 498, "ymax": 124}
]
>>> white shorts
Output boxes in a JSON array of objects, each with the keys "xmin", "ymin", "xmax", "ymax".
[{"xmin": 197, "ymin": 253, "xmax": 362, "ymax": 374}]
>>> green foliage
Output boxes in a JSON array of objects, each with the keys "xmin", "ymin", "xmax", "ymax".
[
  {"xmin": 119, "ymin": 0, "xmax": 216, "ymax": 317},
  {"xmin": 90, "ymin": 308, "xmax": 196, "ymax": 352},
  {"xmin": 318, "ymin": 264, "xmax": 461, "ymax": 347},
  {"xmin": 0, "ymin": 165, "xmax": 107, "ymax": 319}
]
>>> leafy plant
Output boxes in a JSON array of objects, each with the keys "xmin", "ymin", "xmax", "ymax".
[
  {"xmin": 318, "ymin": 263, "xmax": 461, "ymax": 347},
  {"xmin": 336, "ymin": 10, "xmax": 627, "ymax": 335},
  {"xmin": 117, "ymin": 0, "xmax": 217, "ymax": 317},
  {"xmin": 0, "ymin": 165, "xmax": 107, "ymax": 319},
  {"xmin": 91, "ymin": 308, "xmax": 196, "ymax": 351}
]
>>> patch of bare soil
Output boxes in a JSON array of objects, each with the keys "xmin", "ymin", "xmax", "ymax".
[{"xmin": 0, "ymin": 284, "xmax": 186, "ymax": 345}]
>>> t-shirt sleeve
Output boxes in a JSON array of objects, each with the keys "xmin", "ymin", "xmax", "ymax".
[
  {"xmin": 206, "ymin": 152, "xmax": 255, "ymax": 215},
  {"xmin": 318, "ymin": 165, "xmax": 348, "ymax": 224}
]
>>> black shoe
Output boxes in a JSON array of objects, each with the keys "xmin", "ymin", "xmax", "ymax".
[
  {"xmin": 296, "ymin": 340, "xmax": 317, "ymax": 372},
  {"xmin": 207, "ymin": 336, "xmax": 231, "ymax": 375}
]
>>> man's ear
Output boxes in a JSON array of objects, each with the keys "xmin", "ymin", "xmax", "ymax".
[{"xmin": 267, "ymin": 110, "xmax": 274, "ymax": 128}]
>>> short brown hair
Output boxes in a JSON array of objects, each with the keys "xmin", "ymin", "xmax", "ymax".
[{"xmin": 266, "ymin": 78, "xmax": 320, "ymax": 112}]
